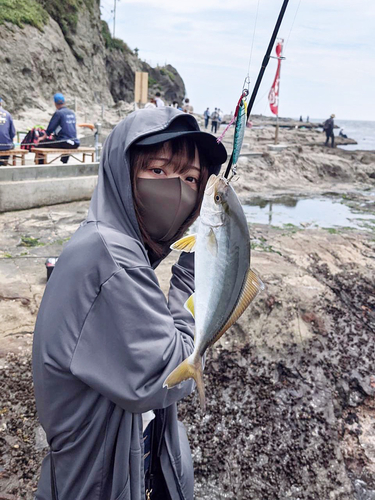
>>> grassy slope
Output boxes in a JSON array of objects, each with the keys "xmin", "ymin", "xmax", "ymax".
[{"xmin": 0, "ymin": 0, "xmax": 48, "ymax": 30}]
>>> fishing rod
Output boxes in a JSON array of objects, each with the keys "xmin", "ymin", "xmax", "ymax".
[{"xmin": 224, "ymin": 0, "xmax": 290, "ymax": 179}]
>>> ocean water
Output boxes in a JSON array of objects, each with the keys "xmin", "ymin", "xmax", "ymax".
[
  {"xmin": 243, "ymin": 196, "xmax": 375, "ymax": 232},
  {"xmin": 311, "ymin": 118, "xmax": 375, "ymax": 151}
]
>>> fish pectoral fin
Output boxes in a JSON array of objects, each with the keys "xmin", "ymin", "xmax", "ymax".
[
  {"xmin": 210, "ymin": 269, "xmax": 265, "ymax": 346},
  {"xmin": 184, "ymin": 293, "xmax": 195, "ymax": 319},
  {"xmin": 207, "ymin": 228, "xmax": 218, "ymax": 257},
  {"xmin": 170, "ymin": 234, "xmax": 197, "ymax": 253}
]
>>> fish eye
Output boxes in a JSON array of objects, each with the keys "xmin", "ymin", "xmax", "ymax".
[{"xmin": 214, "ymin": 194, "xmax": 221, "ymax": 203}]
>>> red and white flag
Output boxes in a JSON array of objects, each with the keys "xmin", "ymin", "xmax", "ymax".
[{"xmin": 268, "ymin": 41, "xmax": 283, "ymax": 116}]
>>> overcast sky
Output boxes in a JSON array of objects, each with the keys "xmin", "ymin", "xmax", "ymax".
[{"xmin": 100, "ymin": 0, "xmax": 375, "ymax": 121}]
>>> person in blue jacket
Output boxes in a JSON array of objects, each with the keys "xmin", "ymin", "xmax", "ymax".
[
  {"xmin": 0, "ymin": 97, "xmax": 16, "ymax": 166},
  {"xmin": 36, "ymin": 93, "xmax": 80, "ymax": 164}
]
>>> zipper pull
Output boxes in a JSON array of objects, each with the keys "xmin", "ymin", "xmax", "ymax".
[{"xmin": 146, "ymin": 488, "xmax": 153, "ymax": 500}]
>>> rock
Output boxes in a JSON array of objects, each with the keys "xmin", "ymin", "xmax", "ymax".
[
  {"xmin": 34, "ymin": 425, "xmax": 48, "ymax": 451},
  {"xmin": 361, "ymin": 154, "xmax": 374, "ymax": 165},
  {"xmin": 0, "ymin": 2, "xmax": 186, "ymax": 115}
]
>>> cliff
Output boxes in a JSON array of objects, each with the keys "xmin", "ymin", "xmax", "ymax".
[{"xmin": 0, "ymin": 0, "xmax": 186, "ymax": 114}]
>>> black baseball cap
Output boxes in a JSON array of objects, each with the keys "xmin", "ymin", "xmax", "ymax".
[{"xmin": 135, "ymin": 117, "xmax": 227, "ymax": 170}]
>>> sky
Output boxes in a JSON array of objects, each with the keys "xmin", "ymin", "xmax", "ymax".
[{"xmin": 100, "ymin": 0, "xmax": 375, "ymax": 121}]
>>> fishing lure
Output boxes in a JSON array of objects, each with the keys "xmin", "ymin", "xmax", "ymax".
[{"xmin": 217, "ymin": 88, "xmax": 248, "ymax": 175}]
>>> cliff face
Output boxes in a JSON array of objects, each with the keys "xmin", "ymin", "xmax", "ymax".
[{"xmin": 0, "ymin": 0, "xmax": 185, "ymax": 113}]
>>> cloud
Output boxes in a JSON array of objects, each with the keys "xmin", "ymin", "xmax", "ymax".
[{"xmin": 101, "ymin": 0, "xmax": 375, "ymax": 119}]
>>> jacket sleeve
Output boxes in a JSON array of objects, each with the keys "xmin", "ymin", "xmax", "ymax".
[
  {"xmin": 167, "ymin": 251, "xmax": 195, "ymax": 337},
  {"xmin": 46, "ymin": 111, "xmax": 60, "ymax": 136},
  {"xmin": 9, "ymin": 116, "xmax": 15, "ymax": 140},
  {"xmin": 70, "ymin": 259, "xmax": 196, "ymax": 414}
]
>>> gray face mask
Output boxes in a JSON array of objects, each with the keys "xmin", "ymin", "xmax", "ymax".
[{"xmin": 137, "ymin": 177, "xmax": 198, "ymax": 242}]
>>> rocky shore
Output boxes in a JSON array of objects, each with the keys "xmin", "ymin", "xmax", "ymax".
[{"xmin": 0, "ymin": 122, "xmax": 375, "ymax": 499}]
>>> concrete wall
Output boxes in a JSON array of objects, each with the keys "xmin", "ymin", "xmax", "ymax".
[{"xmin": 0, "ymin": 163, "xmax": 99, "ymax": 212}]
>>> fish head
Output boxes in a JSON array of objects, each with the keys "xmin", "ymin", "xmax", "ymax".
[{"xmin": 200, "ymin": 174, "xmax": 231, "ymax": 227}]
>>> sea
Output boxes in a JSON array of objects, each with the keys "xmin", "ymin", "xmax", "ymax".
[{"xmin": 310, "ymin": 118, "xmax": 375, "ymax": 151}]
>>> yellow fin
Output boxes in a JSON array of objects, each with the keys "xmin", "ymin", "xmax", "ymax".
[
  {"xmin": 163, "ymin": 355, "xmax": 206, "ymax": 411},
  {"xmin": 207, "ymin": 228, "xmax": 218, "ymax": 257},
  {"xmin": 210, "ymin": 269, "xmax": 265, "ymax": 346},
  {"xmin": 184, "ymin": 293, "xmax": 195, "ymax": 318},
  {"xmin": 170, "ymin": 234, "xmax": 197, "ymax": 253}
]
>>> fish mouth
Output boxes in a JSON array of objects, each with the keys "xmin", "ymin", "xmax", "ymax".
[{"xmin": 205, "ymin": 174, "xmax": 219, "ymax": 196}]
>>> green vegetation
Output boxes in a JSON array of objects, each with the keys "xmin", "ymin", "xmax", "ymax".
[
  {"xmin": 19, "ymin": 235, "xmax": 45, "ymax": 247},
  {"xmin": 4, "ymin": 252, "xmax": 13, "ymax": 259},
  {"xmin": 282, "ymin": 223, "xmax": 302, "ymax": 235},
  {"xmin": 251, "ymin": 237, "xmax": 282, "ymax": 256},
  {"xmin": 56, "ymin": 237, "xmax": 71, "ymax": 245},
  {"xmin": 101, "ymin": 20, "xmax": 131, "ymax": 52},
  {"xmin": 148, "ymin": 77, "xmax": 157, "ymax": 86},
  {"xmin": 0, "ymin": 0, "xmax": 48, "ymax": 31},
  {"xmin": 158, "ymin": 67, "xmax": 176, "ymax": 81},
  {"xmin": 167, "ymin": 71, "xmax": 175, "ymax": 81},
  {"xmin": 0, "ymin": 0, "xmax": 99, "ymax": 46}
]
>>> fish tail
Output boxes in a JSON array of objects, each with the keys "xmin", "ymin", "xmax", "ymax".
[{"xmin": 163, "ymin": 355, "xmax": 206, "ymax": 411}]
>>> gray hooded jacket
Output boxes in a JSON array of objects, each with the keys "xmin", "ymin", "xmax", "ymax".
[{"xmin": 32, "ymin": 108, "xmax": 214, "ymax": 500}]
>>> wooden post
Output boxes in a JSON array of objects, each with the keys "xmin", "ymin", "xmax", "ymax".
[{"xmin": 134, "ymin": 72, "xmax": 149, "ymax": 107}]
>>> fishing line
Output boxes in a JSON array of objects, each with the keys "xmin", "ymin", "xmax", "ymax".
[
  {"xmin": 224, "ymin": 0, "xmax": 290, "ymax": 179},
  {"xmin": 254, "ymin": 87, "xmax": 270, "ymax": 107},
  {"xmin": 283, "ymin": 0, "xmax": 302, "ymax": 53},
  {"xmin": 246, "ymin": 0, "xmax": 261, "ymax": 78}
]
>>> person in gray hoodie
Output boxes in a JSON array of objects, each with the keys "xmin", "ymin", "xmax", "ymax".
[{"xmin": 32, "ymin": 107, "xmax": 227, "ymax": 500}]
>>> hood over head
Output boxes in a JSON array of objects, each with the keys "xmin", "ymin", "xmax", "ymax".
[{"xmin": 87, "ymin": 107, "xmax": 227, "ymax": 245}]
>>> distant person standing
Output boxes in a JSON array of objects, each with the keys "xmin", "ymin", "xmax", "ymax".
[
  {"xmin": 182, "ymin": 98, "xmax": 194, "ymax": 114},
  {"xmin": 0, "ymin": 97, "xmax": 16, "ymax": 166},
  {"xmin": 211, "ymin": 108, "xmax": 219, "ymax": 134},
  {"xmin": 217, "ymin": 108, "xmax": 223, "ymax": 130},
  {"xmin": 306, "ymin": 116, "xmax": 309, "ymax": 123},
  {"xmin": 323, "ymin": 114, "xmax": 335, "ymax": 148},
  {"xmin": 299, "ymin": 115, "xmax": 303, "ymax": 122},
  {"xmin": 154, "ymin": 92, "xmax": 165, "ymax": 108},
  {"xmin": 203, "ymin": 107, "xmax": 210, "ymax": 129},
  {"xmin": 144, "ymin": 98, "xmax": 156, "ymax": 109},
  {"xmin": 36, "ymin": 93, "xmax": 79, "ymax": 164},
  {"xmin": 171, "ymin": 101, "xmax": 182, "ymax": 110}
]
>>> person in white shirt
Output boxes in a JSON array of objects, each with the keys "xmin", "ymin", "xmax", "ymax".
[
  {"xmin": 144, "ymin": 98, "xmax": 156, "ymax": 109},
  {"xmin": 155, "ymin": 92, "xmax": 165, "ymax": 107}
]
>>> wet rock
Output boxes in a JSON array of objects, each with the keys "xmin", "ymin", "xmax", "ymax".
[
  {"xmin": 353, "ymin": 479, "xmax": 375, "ymax": 500},
  {"xmin": 34, "ymin": 426, "xmax": 48, "ymax": 452}
]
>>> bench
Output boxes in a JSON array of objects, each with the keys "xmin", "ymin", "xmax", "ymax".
[
  {"xmin": 0, "ymin": 148, "xmax": 29, "ymax": 166},
  {"xmin": 31, "ymin": 147, "xmax": 95, "ymax": 165}
]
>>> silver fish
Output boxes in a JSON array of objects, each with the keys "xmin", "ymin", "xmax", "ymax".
[{"xmin": 163, "ymin": 174, "xmax": 264, "ymax": 409}]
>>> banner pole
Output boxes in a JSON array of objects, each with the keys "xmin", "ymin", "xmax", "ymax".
[{"xmin": 274, "ymin": 40, "xmax": 284, "ymax": 144}]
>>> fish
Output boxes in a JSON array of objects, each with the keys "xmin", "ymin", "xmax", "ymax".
[
  {"xmin": 216, "ymin": 90, "xmax": 248, "ymax": 172},
  {"xmin": 232, "ymin": 94, "xmax": 247, "ymax": 168},
  {"xmin": 163, "ymin": 174, "xmax": 264, "ymax": 410}
]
